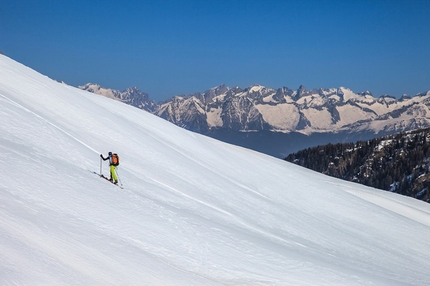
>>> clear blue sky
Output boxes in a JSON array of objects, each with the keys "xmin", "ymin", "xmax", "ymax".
[{"xmin": 2, "ymin": 0, "xmax": 430, "ymax": 101}]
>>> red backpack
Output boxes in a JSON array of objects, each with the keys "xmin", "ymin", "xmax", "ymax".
[{"xmin": 111, "ymin": 153, "xmax": 119, "ymax": 166}]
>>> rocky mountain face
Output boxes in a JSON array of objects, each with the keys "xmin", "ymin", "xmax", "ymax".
[
  {"xmin": 156, "ymin": 85, "xmax": 430, "ymax": 134},
  {"xmin": 285, "ymin": 127, "xmax": 430, "ymax": 203},
  {"xmin": 79, "ymin": 83, "xmax": 430, "ymax": 157},
  {"xmin": 79, "ymin": 83, "xmax": 157, "ymax": 112}
]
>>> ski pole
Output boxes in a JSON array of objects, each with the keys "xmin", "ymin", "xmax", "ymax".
[
  {"xmin": 100, "ymin": 156, "xmax": 102, "ymax": 175},
  {"xmin": 115, "ymin": 167, "xmax": 123, "ymax": 186}
]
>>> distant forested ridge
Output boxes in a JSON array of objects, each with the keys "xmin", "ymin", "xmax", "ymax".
[{"xmin": 285, "ymin": 128, "xmax": 430, "ymax": 203}]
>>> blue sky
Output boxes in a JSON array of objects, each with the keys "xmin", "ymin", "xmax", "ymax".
[{"xmin": 2, "ymin": 0, "xmax": 430, "ymax": 101}]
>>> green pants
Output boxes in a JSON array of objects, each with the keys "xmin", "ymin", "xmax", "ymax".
[{"xmin": 110, "ymin": 165, "xmax": 118, "ymax": 182}]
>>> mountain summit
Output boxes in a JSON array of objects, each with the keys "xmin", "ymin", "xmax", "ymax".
[{"xmin": 3, "ymin": 55, "xmax": 430, "ymax": 285}]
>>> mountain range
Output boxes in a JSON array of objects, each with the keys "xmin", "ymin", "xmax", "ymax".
[{"xmin": 79, "ymin": 83, "xmax": 430, "ymax": 157}]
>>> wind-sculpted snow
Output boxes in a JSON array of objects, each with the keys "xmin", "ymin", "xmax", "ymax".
[{"xmin": 2, "ymin": 55, "xmax": 430, "ymax": 285}]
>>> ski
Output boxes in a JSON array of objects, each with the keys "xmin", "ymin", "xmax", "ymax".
[{"xmin": 93, "ymin": 171, "xmax": 124, "ymax": 189}]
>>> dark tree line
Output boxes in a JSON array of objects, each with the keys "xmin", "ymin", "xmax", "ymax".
[{"xmin": 285, "ymin": 128, "xmax": 430, "ymax": 203}]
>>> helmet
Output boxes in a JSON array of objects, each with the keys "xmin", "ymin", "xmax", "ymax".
[{"xmin": 108, "ymin": 152, "xmax": 112, "ymax": 155}]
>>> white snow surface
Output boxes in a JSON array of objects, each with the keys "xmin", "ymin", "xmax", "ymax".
[
  {"xmin": 207, "ymin": 107, "xmax": 223, "ymax": 128},
  {"xmin": 2, "ymin": 55, "xmax": 430, "ymax": 285},
  {"xmin": 255, "ymin": 103, "xmax": 299, "ymax": 131}
]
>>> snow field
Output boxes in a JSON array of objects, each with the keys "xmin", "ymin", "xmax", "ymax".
[{"xmin": 1, "ymin": 55, "xmax": 430, "ymax": 285}]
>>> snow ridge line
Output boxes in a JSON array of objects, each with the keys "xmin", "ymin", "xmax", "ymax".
[
  {"xmin": 325, "ymin": 180, "xmax": 430, "ymax": 227},
  {"xmin": 345, "ymin": 188, "xmax": 430, "ymax": 227},
  {"xmin": 0, "ymin": 92, "xmax": 99, "ymax": 154}
]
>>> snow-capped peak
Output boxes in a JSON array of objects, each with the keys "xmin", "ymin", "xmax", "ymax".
[{"xmin": 249, "ymin": 84, "xmax": 265, "ymax": 93}]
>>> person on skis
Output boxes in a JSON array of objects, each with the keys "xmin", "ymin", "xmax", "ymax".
[{"xmin": 100, "ymin": 152, "xmax": 119, "ymax": 184}]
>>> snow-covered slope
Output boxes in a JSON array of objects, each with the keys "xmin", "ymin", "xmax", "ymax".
[{"xmin": 2, "ymin": 55, "xmax": 430, "ymax": 285}]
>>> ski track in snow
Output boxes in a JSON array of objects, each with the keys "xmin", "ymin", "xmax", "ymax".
[
  {"xmin": 0, "ymin": 92, "xmax": 100, "ymax": 155},
  {"xmin": 147, "ymin": 176, "xmax": 309, "ymax": 251}
]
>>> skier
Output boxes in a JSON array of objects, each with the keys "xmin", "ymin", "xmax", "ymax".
[{"xmin": 100, "ymin": 152, "xmax": 119, "ymax": 184}]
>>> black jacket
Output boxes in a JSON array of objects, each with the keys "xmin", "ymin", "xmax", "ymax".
[{"xmin": 100, "ymin": 154, "xmax": 114, "ymax": 166}]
